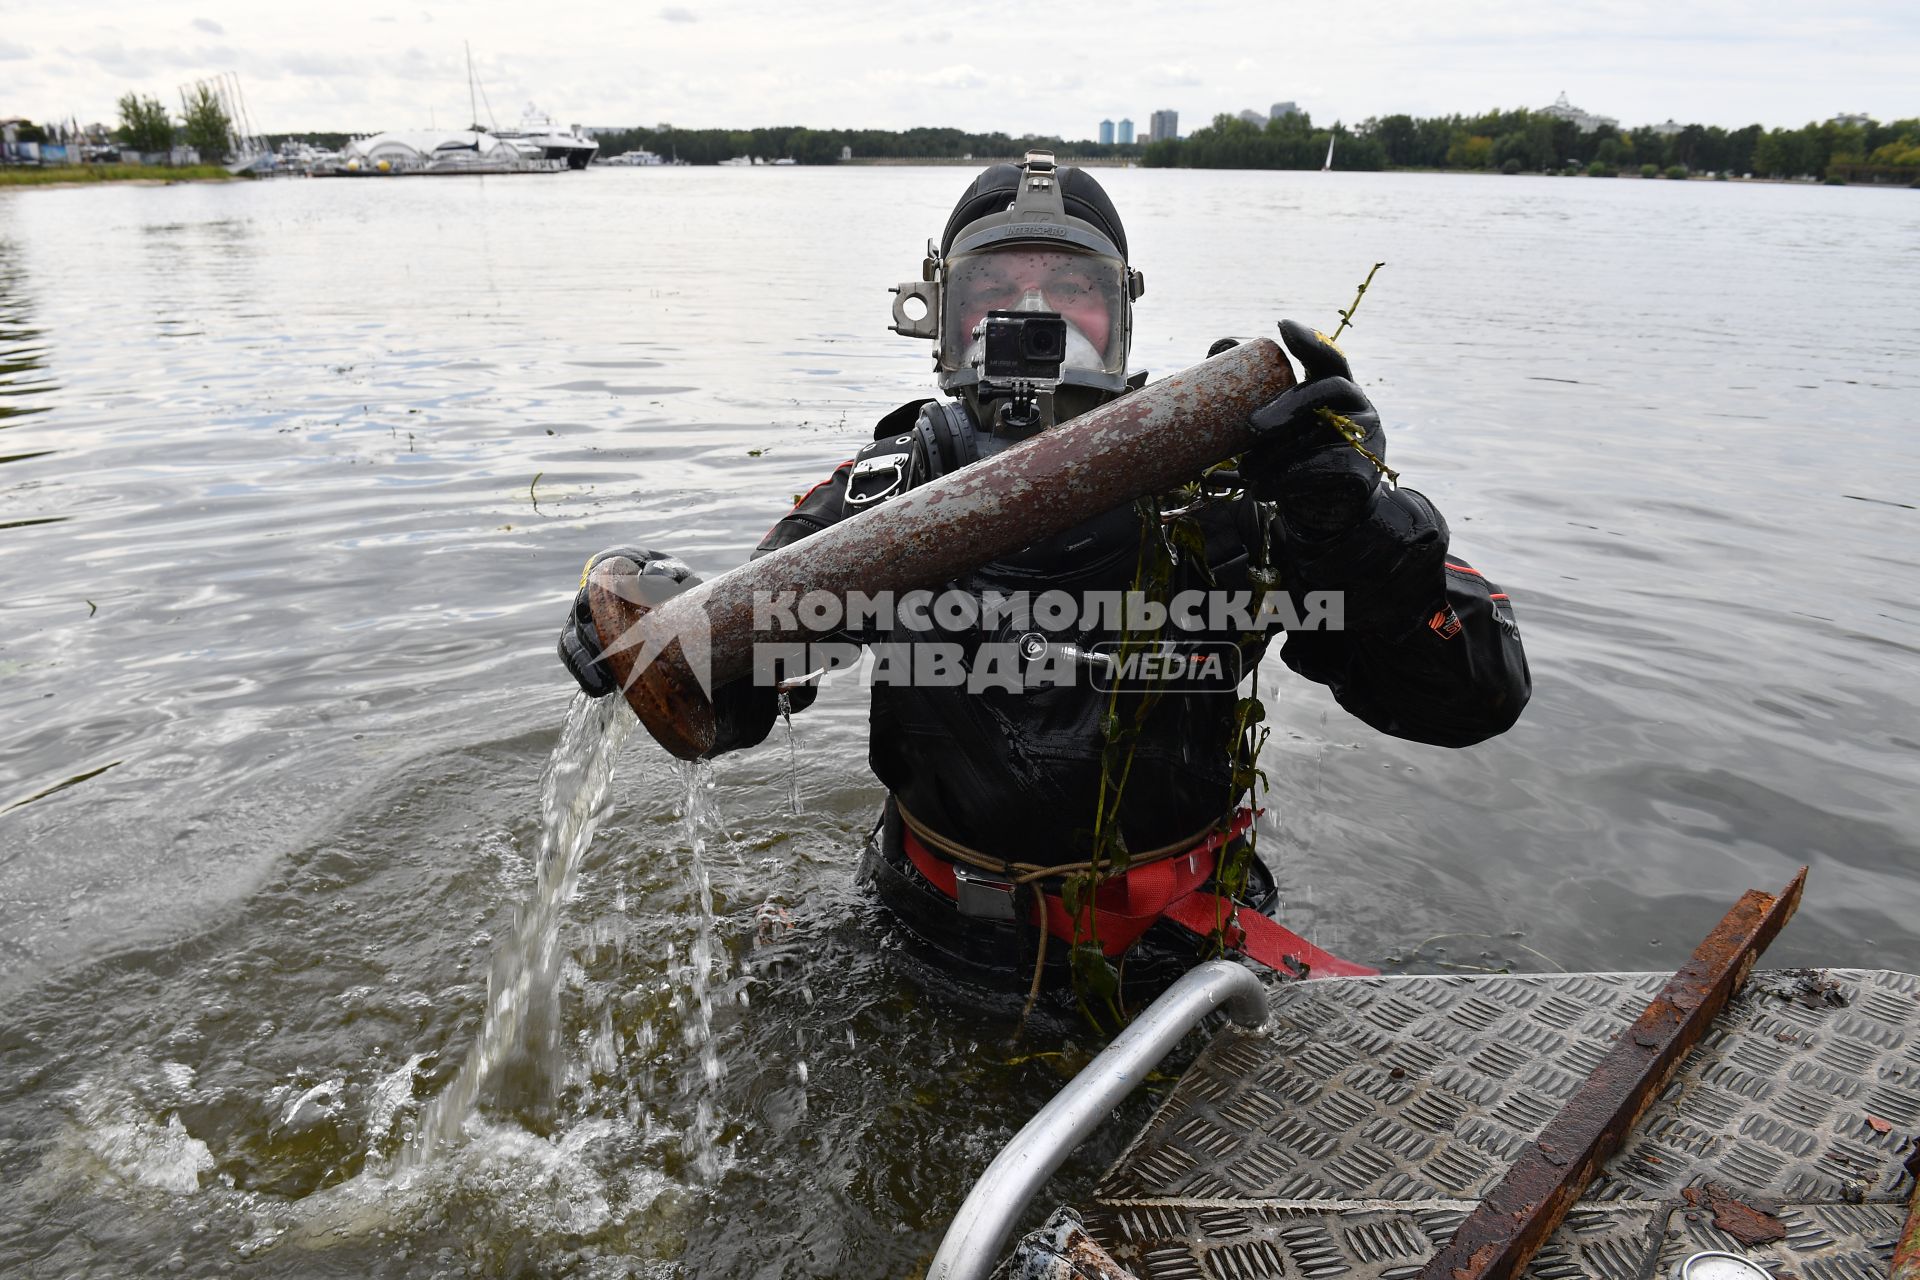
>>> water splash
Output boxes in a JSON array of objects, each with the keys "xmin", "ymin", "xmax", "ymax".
[
  {"xmin": 672, "ymin": 758, "xmax": 727, "ymax": 1181},
  {"xmin": 777, "ymin": 689, "xmax": 802, "ymax": 816},
  {"xmin": 404, "ymin": 692, "xmax": 635, "ymax": 1167},
  {"xmin": 365, "ymin": 1053, "xmax": 426, "ymax": 1156},
  {"xmin": 61, "ymin": 1081, "xmax": 215, "ymax": 1195}
]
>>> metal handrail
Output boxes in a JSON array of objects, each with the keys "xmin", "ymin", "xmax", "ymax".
[{"xmin": 927, "ymin": 959, "xmax": 1271, "ymax": 1280}]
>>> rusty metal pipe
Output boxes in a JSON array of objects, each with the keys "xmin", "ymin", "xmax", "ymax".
[{"xmin": 588, "ymin": 338, "xmax": 1295, "ymax": 759}]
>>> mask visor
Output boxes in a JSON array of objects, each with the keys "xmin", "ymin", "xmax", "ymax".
[{"xmin": 940, "ymin": 246, "xmax": 1127, "ymax": 379}]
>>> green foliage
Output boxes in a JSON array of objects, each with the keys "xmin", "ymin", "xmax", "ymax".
[
  {"xmin": 582, "ymin": 122, "xmax": 1142, "ymax": 166},
  {"xmin": 180, "ymin": 84, "xmax": 232, "ymax": 165},
  {"xmin": 1067, "ymin": 943, "xmax": 1121, "ymax": 1027},
  {"xmin": 1141, "ymin": 111, "xmax": 1387, "ymax": 172},
  {"xmin": 1595, "ymin": 136, "xmax": 1628, "ymax": 166},
  {"xmin": 1326, "ymin": 107, "xmax": 1897, "ymax": 180},
  {"xmin": 14, "ymin": 120, "xmax": 48, "ymax": 144},
  {"xmin": 1741, "ymin": 117, "xmax": 1919, "ymax": 179},
  {"xmin": 1500, "ymin": 158, "xmax": 1522, "ymax": 175},
  {"xmin": 116, "ymin": 92, "xmax": 175, "ymax": 155},
  {"xmin": 1586, "ymin": 159, "xmax": 1617, "ymax": 177},
  {"xmin": 1665, "ymin": 165, "xmax": 1689, "ymax": 180},
  {"xmin": 1869, "ymin": 133, "xmax": 1920, "ymax": 166},
  {"xmin": 1446, "ymin": 134, "xmax": 1495, "ymax": 169}
]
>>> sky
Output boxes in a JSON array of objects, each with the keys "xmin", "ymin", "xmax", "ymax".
[{"xmin": 2, "ymin": 0, "xmax": 1914, "ymax": 136}]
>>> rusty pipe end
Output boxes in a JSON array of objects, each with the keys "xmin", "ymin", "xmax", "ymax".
[{"xmin": 584, "ymin": 558, "xmax": 717, "ymax": 760}]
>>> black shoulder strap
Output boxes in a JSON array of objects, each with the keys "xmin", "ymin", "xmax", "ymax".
[{"xmin": 873, "ymin": 399, "xmax": 933, "ymax": 442}]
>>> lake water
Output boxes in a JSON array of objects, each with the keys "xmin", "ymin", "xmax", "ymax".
[{"xmin": 1, "ymin": 167, "xmax": 1916, "ymax": 1278}]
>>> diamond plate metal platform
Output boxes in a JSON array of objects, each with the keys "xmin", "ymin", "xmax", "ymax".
[{"xmin": 1077, "ymin": 969, "xmax": 1920, "ymax": 1280}]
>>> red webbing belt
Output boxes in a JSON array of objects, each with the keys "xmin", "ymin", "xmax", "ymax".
[
  {"xmin": 1160, "ymin": 893, "xmax": 1378, "ymax": 979},
  {"xmin": 899, "ymin": 811, "xmax": 1377, "ymax": 979}
]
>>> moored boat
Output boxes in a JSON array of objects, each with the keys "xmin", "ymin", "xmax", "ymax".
[{"xmin": 490, "ymin": 105, "xmax": 598, "ymax": 170}]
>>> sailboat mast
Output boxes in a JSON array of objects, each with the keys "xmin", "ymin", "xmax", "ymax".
[{"xmin": 466, "ymin": 41, "xmax": 478, "ymax": 132}]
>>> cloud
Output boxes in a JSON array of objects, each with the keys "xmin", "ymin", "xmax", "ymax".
[
  {"xmin": 192, "ymin": 17, "xmax": 224, "ymax": 35},
  {"xmin": 925, "ymin": 63, "xmax": 988, "ymax": 91},
  {"xmin": 71, "ymin": 41, "xmax": 239, "ymax": 77},
  {"xmin": 0, "ymin": 39, "xmax": 33, "ymax": 61},
  {"xmin": 660, "ymin": 5, "xmax": 697, "ymax": 20},
  {"xmin": 281, "ymin": 51, "xmax": 359, "ymax": 78}
]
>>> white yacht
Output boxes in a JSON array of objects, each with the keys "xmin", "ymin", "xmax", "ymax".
[{"xmin": 491, "ymin": 105, "xmax": 598, "ymax": 169}]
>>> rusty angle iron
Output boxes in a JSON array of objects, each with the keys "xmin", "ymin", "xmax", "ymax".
[
  {"xmin": 1414, "ymin": 867, "xmax": 1810, "ymax": 1280},
  {"xmin": 1895, "ymin": 1146, "xmax": 1920, "ymax": 1280},
  {"xmin": 587, "ymin": 337, "xmax": 1295, "ymax": 758}
]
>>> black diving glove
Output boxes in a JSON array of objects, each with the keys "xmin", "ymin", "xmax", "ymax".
[
  {"xmin": 556, "ymin": 547, "xmax": 701, "ymax": 698},
  {"xmin": 1243, "ymin": 320, "xmax": 1388, "ymax": 537}
]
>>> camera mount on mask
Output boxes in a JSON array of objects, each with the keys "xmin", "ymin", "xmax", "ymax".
[{"xmin": 973, "ymin": 309, "xmax": 1067, "ymax": 435}]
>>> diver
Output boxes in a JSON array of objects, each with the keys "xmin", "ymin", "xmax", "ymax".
[{"xmin": 557, "ymin": 151, "xmax": 1530, "ymax": 1001}]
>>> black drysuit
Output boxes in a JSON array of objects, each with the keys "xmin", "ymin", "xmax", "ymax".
[{"xmin": 703, "ymin": 399, "xmax": 1531, "ymax": 864}]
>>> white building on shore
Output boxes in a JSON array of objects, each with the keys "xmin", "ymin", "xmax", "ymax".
[{"xmin": 1540, "ymin": 91, "xmax": 1618, "ymax": 133}]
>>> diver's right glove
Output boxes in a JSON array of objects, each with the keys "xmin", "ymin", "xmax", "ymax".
[{"xmin": 556, "ymin": 547, "xmax": 702, "ymax": 698}]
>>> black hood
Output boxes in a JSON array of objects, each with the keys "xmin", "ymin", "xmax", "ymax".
[{"xmin": 939, "ymin": 163, "xmax": 1129, "ymax": 261}]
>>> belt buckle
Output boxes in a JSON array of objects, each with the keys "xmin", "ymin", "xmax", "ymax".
[{"xmin": 952, "ymin": 865, "xmax": 1018, "ymax": 921}]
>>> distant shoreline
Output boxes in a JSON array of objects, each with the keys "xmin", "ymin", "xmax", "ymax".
[
  {"xmin": 841, "ymin": 155, "xmax": 1133, "ymax": 168},
  {"xmin": 5, "ymin": 163, "xmax": 1905, "ymax": 193}
]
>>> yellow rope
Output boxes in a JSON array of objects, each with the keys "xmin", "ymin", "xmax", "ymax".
[
  {"xmin": 894, "ymin": 800, "xmax": 1216, "ymax": 884},
  {"xmin": 895, "ymin": 800, "xmax": 1239, "ymax": 1029}
]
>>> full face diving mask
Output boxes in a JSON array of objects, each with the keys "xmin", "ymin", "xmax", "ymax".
[{"xmin": 890, "ymin": 151, "xmax": 1145, "ymax": 430}]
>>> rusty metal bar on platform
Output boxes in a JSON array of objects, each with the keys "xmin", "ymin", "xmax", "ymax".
[
  {"xmin": 1414, "ymin": 868, "xmax": 1809, "ymax": 1280},
  {"xmin": 587, "ymin": 337, "xmax": 1295, "ymax": 758},
  {"xmin": 1893, "ymin": 1148, "xmax": 1920, "ymax": 1280}
]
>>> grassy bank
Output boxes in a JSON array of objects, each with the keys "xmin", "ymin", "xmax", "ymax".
[{"xmin": 0, "ymin": 164, "xmax": 236, "ymax": 188}]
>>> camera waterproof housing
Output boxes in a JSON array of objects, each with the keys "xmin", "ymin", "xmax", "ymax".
[
  {"xmin": 972, "ymin": 309, "xmax": 1067, "ymax": 434},
  {"xmin": 980, "ymin": 310, "xmax": 1067, "ymax": 382}
]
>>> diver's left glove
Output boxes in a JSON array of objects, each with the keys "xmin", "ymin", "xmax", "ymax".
[
  {"xmin": 556, "ymin": 547, "xmax": 702, "ymax": 698},
  {"xmin": 1243, "ymin": 320, "xmax": 1388, "ymax": 538}
]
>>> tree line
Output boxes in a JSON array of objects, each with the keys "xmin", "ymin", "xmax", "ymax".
[
  {"xmin": 108, "ymin": 88, "xmax": 236, "ymax": 162},
  {"xmin": 247, "ymin": 108, "xmax": 1920, "ymax": 183},
  {"xmin": 1143, "ymin": 109, "xmax": 1920, "ymax": 181},
  {"xmin": 581, "ymin": 124, "xmax": 1144, "ymax": 166}
]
